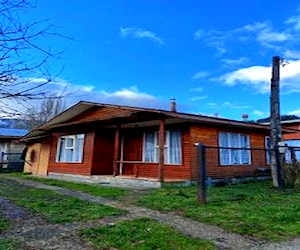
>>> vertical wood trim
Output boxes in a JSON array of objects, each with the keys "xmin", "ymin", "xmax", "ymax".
[
  {"xmin": 88, "ymin": 132, "xmax": 96, "ymax": 175},
  {"xmin": 158, "ymin": 119, "xmax": 165, "ymax": 182},
  {"xmin": 119, "ymin": 135, "xmax": 124, "ymax": 175},
  {"xmin": 113, "ymin": 125, "xmax": 120, "ymax": 176}
]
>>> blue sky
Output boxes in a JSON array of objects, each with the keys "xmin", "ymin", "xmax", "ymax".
[{"xmin": 21, "ymin": 0, "xmax": 300, "ymax": 120}]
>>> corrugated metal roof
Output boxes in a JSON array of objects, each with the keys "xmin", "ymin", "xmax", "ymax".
[{"xmin": 0, "ymin": 128, "xmax": 28, "ymax": 137}]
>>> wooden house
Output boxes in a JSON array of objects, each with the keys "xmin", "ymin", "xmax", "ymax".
[{"xmin": 21, "ymin": 101, "xmax": 272, "ymax": 185}]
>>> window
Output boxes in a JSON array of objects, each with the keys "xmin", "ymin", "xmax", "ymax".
[
  {"xmin": 143, "ymin": 131, "xmax": 158, "ymax": 162},
  {"xmin": 56, "ymin": 134, "xmax": 85, "ymax": 163},
  {"xmin": 143, "ymin": 130, "xmax": 182, "ymax": 164},
  {"xmin": 219, "ymin": 132, "xmax": 251, "ymax": 165},
  {"xmin": 284, "ymin": 140, "xmax": 300, "ymax": 162}
]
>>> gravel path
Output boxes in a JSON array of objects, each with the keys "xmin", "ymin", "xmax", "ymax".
[{"xmin": 1, "ymin": 176, "xmax": 299, "ymax": 250}]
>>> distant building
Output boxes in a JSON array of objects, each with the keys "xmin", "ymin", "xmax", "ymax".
[{"xmin": 0, "ymin": 128, "xmax": 27, "ymax": 171}]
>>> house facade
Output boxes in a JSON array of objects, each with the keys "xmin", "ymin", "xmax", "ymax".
[{"xmin": 22, "ymin": 101, "xmax": 272, "ymax": 183}]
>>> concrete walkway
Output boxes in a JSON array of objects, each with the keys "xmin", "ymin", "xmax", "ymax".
[{"xmin": 3, "ymin": 177, "xmax": 300, "ymax": 250}]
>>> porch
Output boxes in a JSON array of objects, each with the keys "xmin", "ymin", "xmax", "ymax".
[{"xmin": 92, "ymin": 117, "xmax": 186, "ymax": 181}]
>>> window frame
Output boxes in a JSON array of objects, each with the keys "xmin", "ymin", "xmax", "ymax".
[
  {"xmin": 56, "ymin": 134, "xmax": 85, "ymax": 163},
  {"xmin": 218, "ymin": 132, "xmax": 251, "ymax": 166}
]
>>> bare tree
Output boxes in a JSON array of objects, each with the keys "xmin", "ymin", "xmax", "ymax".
[
  {"xmin": 0, "ymin": 0, "xmax": 64, "ymax": 117},
  {"xmin": 16, "ymin": 96, "xmax": 66, "ymax": 129}
]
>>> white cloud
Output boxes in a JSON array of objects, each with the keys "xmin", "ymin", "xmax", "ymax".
[
  {"xmin": 189, "ymin": 96, "xmax": 207, "ymax": 102},
  {"xmin": 208, "ymin": 102, "xmax": 216, "ymax": 107},
  {"xmin": 253, "ymin": 110, "xmax": 266, "ymax": 117},
  {"xmin": 222, "ymin": 57, "xmax": 248, "ymax": 67},
  {"xmin": 100, "ymin": 86, "xmax": 156, "ymax": 100},
  {"xmin": 194, "ymin": 16, "xmax": 300, "ymax": 55},
  {"xmin": 120, "ymin": 27, "xmax": 164, "ymax": 44},
  {"xmin": 288, "ymin": 109, "xmax": 300, "ymax": 116},
  {"xmin": 219, "ymin": 59, "xmax": 300, "ymax": 94},
  {"xmin": 189, "ymin": 87, "xmax": 206, "ymax": 101},
  {"xmin": 194, "ymin": 29, "xmax": 227, "ymax": 55},
  {"xmin": 192, "ymin": 72, "xmax": 208, "ymax": 80},
  {"xmin": 0, "ymin": 76, "xmax": 161, "ymax": 117},
  {"xmin": 220, "ymin": 65, "xmax": 271, "ymax": 93},
  {"xmin": 194, "ymin": 29, "xmax": 205, "ymax": 39},
  {"xmin": 189, "ymin": 87, "xmax": 203, "ymax": 92},
  {"xmin": 222, "ymin": 101, "xmax": 251, "ymax": 109},
  {"xmin": 74, "ymin": 86, "xmax": 160, "ymax": 108},
  {"xmin": 285, "ymin": 13, "xmax": 300, "ymax": 30},
  {"xmin": 283, "ymin": 50, "xmax": 300, "ymax": 59},
  {"xmin": 0, "ymin": 77, "xmax": 75, "ymax": 118},
  {"xmin": 257, "ymin": 30, "xmax": 290, "ymax": 43},
  {"xmin": 236, "ymin": 22, "xmax": 269, "ymax": 32}
]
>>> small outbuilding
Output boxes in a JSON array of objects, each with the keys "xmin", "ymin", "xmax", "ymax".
[{"xmin": 0, "ymin": 128, "xmax": 27, "ymax": 172}]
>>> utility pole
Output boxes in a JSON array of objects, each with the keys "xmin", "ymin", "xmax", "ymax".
[{"xmin": 270, "ymin": 56, "xmax": 283, "ymax": 188}]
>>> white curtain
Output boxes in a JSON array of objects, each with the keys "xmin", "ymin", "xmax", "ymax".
[
  {"xmin": 57, "ymin": 137, "xmax": 65, "ymax": 162},
  {"xmin": 74, "ymin": 134, "xmax": 84, "ymax": 162},
  {"xmin": 231, "ymin": 133, "xmax": 239, "ymax": 164},
  {"xmin": 219, "ymin": 133, "xmax": 230, "ymax": 165},
  {"xmin": 219, "ymin": 132, "xmax": 250, "ymax": 165},
  {"xmin": 240, "ymin": 134, "xmax": 250, "ymax": 164},
  {"xmin": 168, "ymin": 131, "xmax": 182, "ymax": 164},
  {"xmin": 144, "ymin": 132, "xmax": 156, "ymax": 162}
]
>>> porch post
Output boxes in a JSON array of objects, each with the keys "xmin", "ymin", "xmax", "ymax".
[
  {"xmin": 158, "ymin": 119, "xmax": 165, "ymax": 182},
  {"xmin": 113, "ymin": 124, "xmax": 120, "ymax": 176}
]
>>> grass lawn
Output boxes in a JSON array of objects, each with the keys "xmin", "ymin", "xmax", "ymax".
[
  {"xmin": 80, "ymin": 217, "xmax": 215, "ymax": 250},
  {"xmin": 0, "ymin": 212, "xmax": 20, "ymax": 250},
  {"xmin": 137, "ymin": 181, "xmax": 300, "ymax": 241},
  {"xmin": 0, "ymin": 216, "xmax": 9, "ymax": 233},
  {"xmin": 21, "ymin": 175, "xmax": 128, "ymax": 199},
  {"xmin": 0, "ymin": 180, "xmax": 124, "ymax": 223},
  {"xmin": 0, "ymin": 238, "xmax": 19, "ymax": 250}
]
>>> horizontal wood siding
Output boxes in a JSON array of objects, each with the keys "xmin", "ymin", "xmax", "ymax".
[
  {"xmin": 48, "ymin": 132, "xmax": 95, "ymax": 176},
  {"xmin": 68, "ymin": 106, "xmax": 133, "ymax": 123},
  {"xmin": 190, "ymin": 125, "xmax": 269, "ymax": 179},
  {"xmin": 123, "ymin": 130, "xmax": 143, "ymax": 161},
  {"xmin": 91, "ymin": 129, "xmax": 114, "ymax": 175},
  {"xmin": 283, "ymin": 123, "xmax": 300, "ymax": 140}
]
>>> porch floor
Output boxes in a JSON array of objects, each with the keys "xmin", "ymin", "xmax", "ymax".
[{"xmin": 47, "ymin": 172, "xmax": 192, "ymax": 188}]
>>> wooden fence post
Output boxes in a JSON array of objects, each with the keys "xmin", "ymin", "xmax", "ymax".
[{"xmin": 195, "ymin": 143, "xmax": 207, "ymax": 204}]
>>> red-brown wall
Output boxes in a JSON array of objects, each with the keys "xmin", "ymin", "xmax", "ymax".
[
  {"xmin": 283, "ymin": 123, "xmax": 300, "ymax": 140},
  {"xmin": 48, "ymin": 131, "xmax": 95, "ymax": 176},
  {"xmin": 46, "ymin": 122, "xmax": 269, "ymax": 181},
  {"xmin": 190, "ymin": 125, "xmax": 269, "ymax": 179}
]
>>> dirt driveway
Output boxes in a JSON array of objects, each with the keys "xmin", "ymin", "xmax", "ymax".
[{"xmin": 0, "ymin": 176, "xmax": 299, "ymax": 250}]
